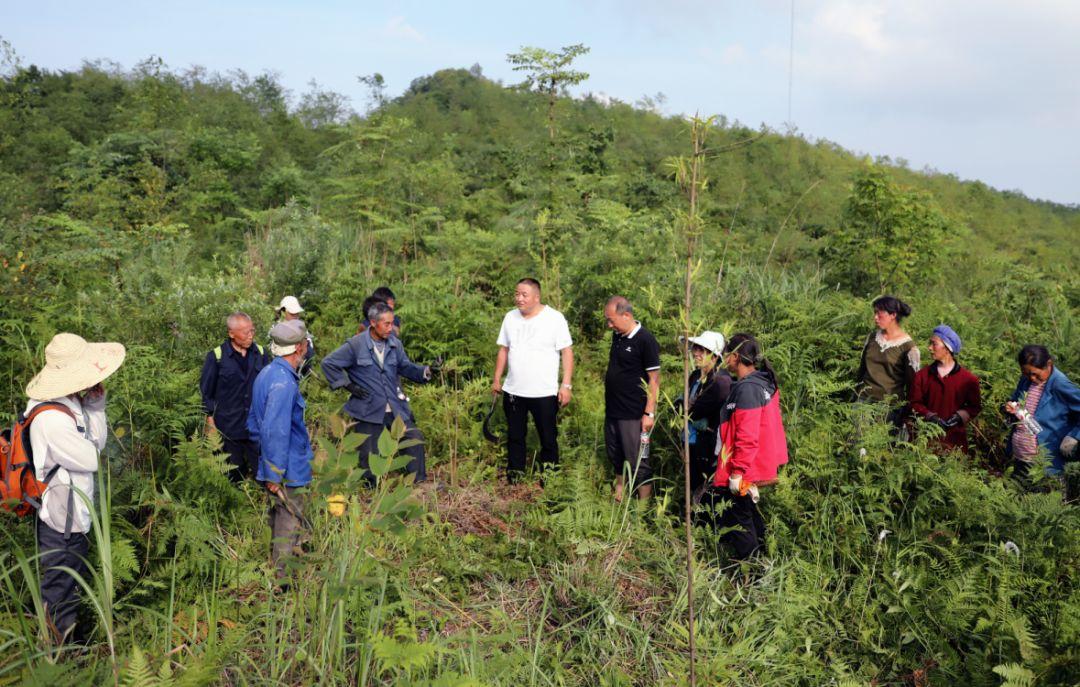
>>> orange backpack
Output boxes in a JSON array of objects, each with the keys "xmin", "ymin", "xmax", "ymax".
[{"xmin": 0, "ymin": 403, "xmax": 76, "ymax": 516}]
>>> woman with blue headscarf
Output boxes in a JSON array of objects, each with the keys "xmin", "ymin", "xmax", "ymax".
[{"xmin": 909, "ymin": 325, "xmax": 982, "ymax": 454}]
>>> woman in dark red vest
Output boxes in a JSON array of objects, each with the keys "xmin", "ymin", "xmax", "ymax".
[{"xmin": 909, "ymin": 325, "xmax": 982, "ymax": 454}]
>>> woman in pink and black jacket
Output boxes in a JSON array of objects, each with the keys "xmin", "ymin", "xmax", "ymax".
[{"xmin": 709, "ymin": 333, "xmax": 790, "ymax": 559}]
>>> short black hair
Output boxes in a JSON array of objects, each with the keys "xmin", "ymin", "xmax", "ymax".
[
  {"xmin": 517, "ymin": 277, "xmax": 541, "ymax": 292},
  {"xmin": 1018, "ymin": 344, "xmax": 1052, "ymax": 369},
  {"xmin": 871, "ymin": 295, "xmax": 912, "ymax": 321},
  {"xmin": 372, "ymin": 286, "xmax": 396, "ymax": 302},
  {"xmin": 361, "ymin": 295, "xmax": 384, "ymax": 322}
]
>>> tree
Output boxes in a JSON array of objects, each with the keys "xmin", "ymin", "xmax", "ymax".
[
  {"xmin": 0, "ymin": 35, "xmax": 20, "ymax": 78},
  {"xmin": 506, "ymin": 44, "xmax": 590, "ymax": 145},
  {"xmin": 358, "ymin": 72, "xmax": 387, "ymax": 112},
  {"xmin": 822, "ymin": 169, "xmax": 954, "ymax": 296}
]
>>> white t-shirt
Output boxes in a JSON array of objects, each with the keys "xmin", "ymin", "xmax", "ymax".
[{"xmin": 497, "ymin": 305, "xmax": 573, "ymax": 398}]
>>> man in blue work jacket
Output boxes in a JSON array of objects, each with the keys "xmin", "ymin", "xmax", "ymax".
[
  {"xmin": 322, "ymin": 301, "xmax": 432, "ymax": 485},
  {"xmin": 247, "ymin": 319, "xmax": 313, "ymax": 582},
  {"xmin": 200, "ymin": 311, "xmax": 271, "ymax": 482}
]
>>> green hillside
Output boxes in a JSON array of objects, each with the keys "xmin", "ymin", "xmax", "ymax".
[{"xmin": 1, "ymin": 56, "xmax": 1078, "ymax": 685}]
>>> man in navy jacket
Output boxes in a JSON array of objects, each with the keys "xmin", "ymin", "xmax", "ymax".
[
  {"xmin": 321, "ymin": 302, "xmax": 431, "ymax": 484},
  {"xmin": 200, "ymin": 312, "xmax": 270, "ymax": 482}
]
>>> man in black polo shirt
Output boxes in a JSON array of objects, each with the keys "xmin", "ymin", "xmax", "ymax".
[
  {"xmin": 603, "ymin": 296, "xmax": 661, "ymax": 501},
  {"xmin": 200, "ymin": 311, "xmax": 271, "ymax": 483}
]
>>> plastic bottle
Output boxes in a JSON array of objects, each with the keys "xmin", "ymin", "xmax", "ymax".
[
  {"xmin": 637, "ymin": 431, "xmax": 651, "ymax": 464},
  {"xmin": 1016, "ymin": 408, "xmax": 1043, "ymax": 436}
]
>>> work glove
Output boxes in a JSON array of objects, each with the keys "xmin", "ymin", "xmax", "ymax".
[
  {"xmin": 942, "ymin": 413, "xmax": 963, "ymax": 429},
  {"xmin": 926, "ymin": 413, "xmax": 949, "ymax": 429},
  {"xmin": 428, "ymin": 356, "xmax": 444, "ymax": 374},
  {"xmin": 728, "ymin": 472, "xmax": 743, "ymax": 496},
  {"xmin": 346, "ymin": 383, "xmax": 368, "ymax": 399},
  {"xmin": 1062, "ymin": 436, "xmax": 1079, "ymax": 460}
]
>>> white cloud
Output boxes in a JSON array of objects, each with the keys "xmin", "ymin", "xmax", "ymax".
[
  {"xmin": 811, "ymin": 1, "xmax": 891, "ymax": 55},
  {"xmin": 721, "ymin": 43, "xmax": 746, "ymax": 65},
  {"xmin": 381, "ymin": 16, "xmax": 425, "ymax": 43}
]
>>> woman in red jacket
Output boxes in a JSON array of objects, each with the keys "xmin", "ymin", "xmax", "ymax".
[
  {"xmin": 908, "ymin": 325, "xmax": 981, "ymax": 454},
  {"xmin": 709, "ymin": 333, "xmax": 790, "ymax": 560}
]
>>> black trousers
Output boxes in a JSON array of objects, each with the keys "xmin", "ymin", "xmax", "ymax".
[
  {"xmin": 37, "ymin": 518, "xmax": 90, "ymax": 641},
  {"xmin": 354, "ymin": 412, "xmax": 426, "ymax": 485},
  {"xmin": 701, "ymin": 490, "xmax": 766, "ymax": 560},
  {"xmin": 689, "ymin": 432, "xmax": 718, "ymax": 494},
  {"xmin": 504, "ymin": 394, "xmax": 559, "ymax": 479},
  {"xmin": 222, "ymin": 437, "xmax": 259, "ymax": 483}
]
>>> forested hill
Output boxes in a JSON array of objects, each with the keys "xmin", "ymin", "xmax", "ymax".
[
  {"xmin": 3, "ymin": 62, "xmax": 1078, "ymax": 267},
  {"xmin": 3, "ymin": 60, "xmax": 1077, "ymax": 404},
  {"xmin": 2, "ymin": 58, "xmax": 1079, "ymax": 685}
]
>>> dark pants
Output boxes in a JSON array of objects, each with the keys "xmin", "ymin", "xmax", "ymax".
[
  {"xmin": 604, "ymin": 417, "xmax": 652, "ymax": 487},
  {"xmin": 222, "ymin": 437, "xmax": 259, "ymax": 483},
  {"xmin": 354, "ymin": 412, "xmax": 426, "ymax": 485},
  {"xmin": 269, "ymin": 486, "xmax": 308, "ymax": 580},
  {"xmin": 701, "ymin": 490, "xmax": 765, "ymax": 560},
  {"xmin": 37, "ymin": 518, "xmax": 89, "ymax": 641},
  {"xmin": 504, "ymin": 394, "xmax": 559, "ymax": 480},
  {"xmin": 689, "ymin": 431, "xmax": 718, "ymax": 494}
]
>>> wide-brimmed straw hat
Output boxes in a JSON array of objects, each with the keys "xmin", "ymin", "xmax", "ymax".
[{"xmin": 25, "ymin": 333, "xmax": 127, "ymax": 400}]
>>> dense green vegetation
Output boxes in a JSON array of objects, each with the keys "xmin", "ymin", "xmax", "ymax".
[{"xmin": 1, "ymin": 45, "xmax": 1078, "ymax": 685}]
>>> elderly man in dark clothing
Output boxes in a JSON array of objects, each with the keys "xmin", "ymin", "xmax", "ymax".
[
  {"xmin": 200, "ymin": 311, "xmax": 271, "ymax": 482},
  {"xmin": 603, "ymin": 296, "xmax": 661, "ymax": 501},
  {"xmin": 322, "ymin": 302, "xmax": 432, "ymax": 485}
]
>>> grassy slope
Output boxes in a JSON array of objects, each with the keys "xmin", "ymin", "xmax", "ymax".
[{"xmin": 0, "ymin": 65, "xmax": 1078, "ymax": 686}]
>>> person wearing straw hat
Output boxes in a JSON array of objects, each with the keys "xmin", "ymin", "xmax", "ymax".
[
  {"xmin": 24, "ymin": 332, "xmax": 126, "ymax": 643},
  {"xmin": 679, "ymin": 331, "xmax": 732, "ymax": 496},
  {"xmin": 274, "ymin": 296, "xmax": 315, "ymax": 377},
  {"xmin": 603, "ymin": 296, "xmax": 661, "ymax": 501},
  {"xmin": 247, "ymin": 319, "xmax": 314, "ymax": 583},
  {"xmin": 199, "ymin": 311, "xmax": 271, "ymax": 483}
]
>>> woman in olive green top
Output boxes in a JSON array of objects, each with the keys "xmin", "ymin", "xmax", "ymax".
[{"xmin": 857, "ymin": 296, "xmax": 921, "ymax": 413}]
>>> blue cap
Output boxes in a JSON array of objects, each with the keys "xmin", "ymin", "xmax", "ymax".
[{"xmin": 932, "ymin": 324, "xmax": 961, "ymax": 354}]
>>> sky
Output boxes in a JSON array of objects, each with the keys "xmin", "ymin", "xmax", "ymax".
[{"xmin": 4, "ymin": 0, "xmax": 1079, "ymax": 205}]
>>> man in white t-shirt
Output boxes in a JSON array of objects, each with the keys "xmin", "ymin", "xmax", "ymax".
[{"xmin": 492, "ymin": 278, "xmax": 574, "ymax": 482}]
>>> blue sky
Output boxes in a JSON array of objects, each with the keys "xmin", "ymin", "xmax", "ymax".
[{"xmin": 5, "ymin": 0, "xmax": 1079, "ymax": 204}]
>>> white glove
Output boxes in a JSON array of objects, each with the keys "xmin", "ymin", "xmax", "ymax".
[
  {"xmin": 747, "ymin": 484, "xmax": 760, "ymax": 504},
  {"xmin": 1062, "ymin": 436, "xmax": 1078, "ymax": 460},
  {"xmin": 728, "ymin": 473, "xmax": 743, "ymax": 496}
]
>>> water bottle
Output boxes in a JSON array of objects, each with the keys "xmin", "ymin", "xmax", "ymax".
[
  {"xmin": 1016, "ymin": 409, "xmax": 1043, "ymax": 436},
  {"xmin": 637, "ymin": 431, "xmax": 651, "ymax": 464}
]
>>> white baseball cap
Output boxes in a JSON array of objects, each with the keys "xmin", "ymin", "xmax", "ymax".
[
  {"xmin": 277, "ymin": 295, "xmax": 304, "ymax": 315},
  {"xmin": 685, "ymin": 331, "xmax": 726, "ymax": 356}
]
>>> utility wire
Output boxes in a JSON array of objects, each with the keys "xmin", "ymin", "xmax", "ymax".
[{"xmin": 787, "ymin": 0, "xmax": 795, "ymax": 128}]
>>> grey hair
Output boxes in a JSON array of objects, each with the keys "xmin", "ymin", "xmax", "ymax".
[
  {"xmin": 226, "ymin": 311, "xmax": 252, "ymax": 330},
  {"xmin": 367, "ymin": 301, "xmax": 394, "ymax": 324},
  {"xmin": 606, "ymin": 295, "xmax": 633, "ymax": 315}
]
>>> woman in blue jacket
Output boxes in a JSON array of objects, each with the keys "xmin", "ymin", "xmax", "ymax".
[{"xmin": 1004, "ymin": 345, "xmax": 1080, "ymax": 479}]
